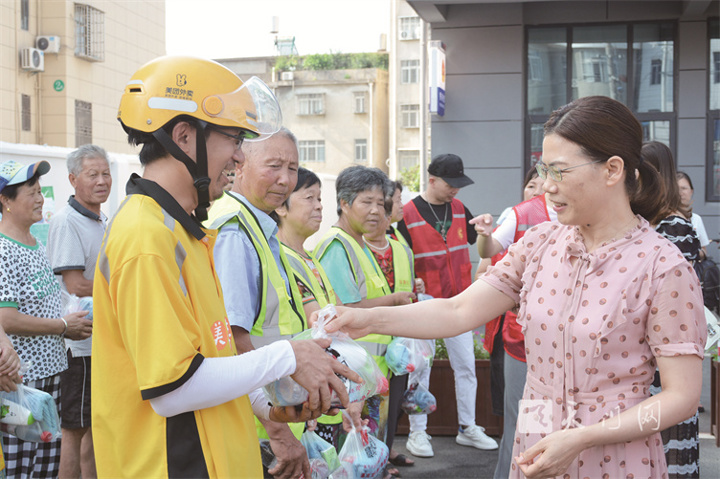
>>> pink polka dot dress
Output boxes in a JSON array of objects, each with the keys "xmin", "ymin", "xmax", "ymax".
[{"xmin": 483, "ymin": 217, "xmax": 706, "ymax": 479}]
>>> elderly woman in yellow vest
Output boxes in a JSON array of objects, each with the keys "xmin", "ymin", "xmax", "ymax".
[
  {"xmin": 275, "ymin": 166, "xmax": 364, "ymax": 449},
  {"xmin": 362, "ymin": 181, "xmax": 422, "ymax": 474},
  {"xmin": 314, "ymin": 166, "xmax": 416, "ymax": 445}
]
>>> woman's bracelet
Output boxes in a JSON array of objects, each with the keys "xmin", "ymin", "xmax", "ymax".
[{"xmin": 59, "ymin": 317, "xmax": 68, "ymax": 337}]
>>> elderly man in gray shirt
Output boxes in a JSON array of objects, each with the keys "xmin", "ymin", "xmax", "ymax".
[{"xmin": 47, "ymin": 144, "xmax": 111, "ymax": 479}]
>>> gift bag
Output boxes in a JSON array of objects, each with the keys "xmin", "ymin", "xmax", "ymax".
[
  {"xmin": 264, "ymin": 305, "xmax": 389, "ymax": 407},
  {"xmin": 0, "ymin": 384, "xmax": 61, "ymax": 442},
  {"xmin": 385, "ymin": 337, "xmax": 434, "ymax": 376},
  {"xmin": 401, "ymin": 381, "xmax": 437, "ymax": 415},
  {"xmin": 62, "ymin": 292, "xmax": 93, "ymax": 321},
  {"xmin": 301, "ymin": 430, "xmax": 341, "ymax": 479},
  {"xmin": 330, "ymin": 424, "xmax": 388, "ymax": 479}
]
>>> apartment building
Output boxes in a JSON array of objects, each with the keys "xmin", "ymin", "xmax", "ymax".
[
  {"xmin": 219, "ymin": 57, "xmax": 390, "ymax": 176},
  {"xmin": 1, "ymin": 0, "xmax": 165, "ymax": 153}
]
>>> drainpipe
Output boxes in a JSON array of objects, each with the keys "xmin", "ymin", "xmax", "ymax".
[
  {"xmin": 368, "ymin": 80, "xmax": 375, "ymax": 169},
  {"xmin": 419, "ymin": 20, "xmax": 429, "ymax": 189}
]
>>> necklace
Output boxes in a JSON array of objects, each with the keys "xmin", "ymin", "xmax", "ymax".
[
  {"xmin": 363, "ymin": 236, "xmax": 390, "ymax": 252},
  {"xmin": 423, "ymin": 194, "xmax": 449, "ymax": 239}
]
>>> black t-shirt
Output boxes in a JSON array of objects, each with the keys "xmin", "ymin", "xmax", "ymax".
[{"xmin": 396, "ymin": 196, "xmax": 477, "ymax": 249}]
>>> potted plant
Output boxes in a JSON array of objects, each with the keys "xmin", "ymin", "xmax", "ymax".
[{"xmin": 397, "ymin": 331, "xmax": 503, "ymax": 437}]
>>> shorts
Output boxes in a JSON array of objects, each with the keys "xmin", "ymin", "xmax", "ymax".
[{"xmin": 60, "ymin": 350, "xmax": 92, "ymax": 429}]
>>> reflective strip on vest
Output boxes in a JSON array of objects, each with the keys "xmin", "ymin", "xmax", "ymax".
[
  {"xmin": 283, "ymin": 246, "xmax": 335, "ymax": 309},
  {"xmin": 314, "ymin": 228, "xmax": 392, "ymax": 361},
  {"xmin": 206, "ymin": 193, "xmax": 307, "ymax": 348},
  {"xmin": 403, "ymin": 198, "xmax": 472, "ymax": 299},
  {"xmin": 389, "ymin": 238, "xmax": 414, "ymax": 293}
]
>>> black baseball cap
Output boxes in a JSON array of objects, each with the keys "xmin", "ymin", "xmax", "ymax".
[{"xmin": 427, "ymin": 154, "xmax": 474, "ymax": 188}]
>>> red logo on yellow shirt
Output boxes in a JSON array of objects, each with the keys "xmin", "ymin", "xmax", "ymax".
[{"xmin": 213, "ymin": 319, "xmax": 230, "ymax": 351}]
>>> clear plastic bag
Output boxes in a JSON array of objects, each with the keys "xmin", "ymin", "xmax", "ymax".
[
  {"xmin": 263, "ymin": 305, "xmax": 389, "ymax": 407},
  {"xmin": 401, "ymin": 381, "xmax": 437, "ymax": 415},
  {"xmin": 329, "ymin": 422, "xmax": 388, "ymax": 479},
  {"xmin": 62, "ymin": 291, "xmax": 93, "ymax": 321},
  {"xmin": 0, "ymin": 384, "xmax": 61, "ymax": 442},
  {"xmin": 301, "ymin": 430, "xmax": 341, "ymax": 479},
  {"xmin": 385, "ymin": 337, "xmax": 434, "ymax": 376}
]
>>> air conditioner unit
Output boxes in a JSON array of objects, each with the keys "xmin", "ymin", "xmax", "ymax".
[
  {"xmin": 400, "ymin": 31, "xmax": 409, "ymax": 39},
  {"xmin": 20, "ymin": 48, "xmax": 44, "ymax": 72},
  {"xmin": 36, "ymin": 35, "xmax": 60, "ymax": 53},
  {"xmin": 281, "ymin": 71, "xmax": 294, "ymax": 81}
]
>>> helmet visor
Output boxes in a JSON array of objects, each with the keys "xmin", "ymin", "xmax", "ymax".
[{"xmin": 204, "ymin": 76, "xmax": 282, "ymax": 141}]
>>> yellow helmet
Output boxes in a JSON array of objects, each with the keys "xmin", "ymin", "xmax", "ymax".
[{"xmin": 118, "ymin": 56, "xmax": 281, "ymax": 140}]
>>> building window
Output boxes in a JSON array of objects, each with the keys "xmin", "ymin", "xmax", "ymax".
[
  {"xmin": 353, "ymin": 92, "xmax": 366, "ymax": 114},
  {"xmin": 713, "ymin": 51, "xmax": 720, "ymax": 84},
  {"xmin": 75, "ymin": 100, "xmax": 92, "ymax": 146},
  {"xmin": 399, "ymin": 17, "xmax": 420, "ymax": 41},
  {"xmin": 527, "ymin": 22, "xmax": 675, "ymax": 177},
  {"xmin": 398, "ymin": 150, "xmax": 419, "ymax": 171},
  {"xmin": 298, "ymin": 94, "xmax": 324, "ymax": 115},
  {"xmin": 401, "ymin": 59, "xmax": 420, "ymax": 84},
  {"xmin": 355, "ymin": 139, "xmax": 367, "ymax": 163},
  {"xmin": 74, "ymin": 3, "xmax": 104, "ymax": 61},
  {"xmin": 650, "ymin": 59, "xmax": 662, "ymax": 85},
  {"xmin": 299, "ymin": 140, "xmax": 325, "ymax": 162},
  {"xmin": 21, "ymin": 95, "xmax": 31, "ymax": 131},
  {"xmin": 400, "ymin": 104, "xmax": 419, "ymax": 128},
  {"xmin": 21, "ymin": 0, "xmax": 29, "ymax": 31}
]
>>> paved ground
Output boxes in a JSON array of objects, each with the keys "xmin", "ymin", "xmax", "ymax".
[{"xmin": 389, "ymin": 356, "xmax": 720, "ymax": 478}]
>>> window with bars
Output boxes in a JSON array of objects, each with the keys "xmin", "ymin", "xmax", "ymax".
[
  {"xmin": 298, "ymin": 94, "xmax": 325, "ymax": 115},
  {"xmin": 399, "ymin": 17, "xmax": 420, "ymax": 41},
  {"xmin": 354, "ymin": 139, "xmax": 367, "ymax": 163},
  {"xmin": 299, "ymin": 140, "xmax": 325, "ymax": 162},
  {"xmin": 74, "ymin": 3, "xmax": 104, "ymax": 61},
  {"xmin": 21, "ymin": 95, "xmax": 31, "ymax": 132},
  {"xmin": 400, "ymin": 104, "xmax": 419, "ymax": 128},
  {"xmin": 353, "ymin": 92, "xmax": 366, "ymax": 114},
  {"xmin": 401, "ymin": 59, "xmax": 420, "ymax": 84},
  {"xmin": 75, "ymin": 100, "xmax": 92, "ymax": 146}
]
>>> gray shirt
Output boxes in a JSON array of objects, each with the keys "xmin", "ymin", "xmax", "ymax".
[{"xmin": 47, "ymin": 196, "xmax": 107, "ymax": 356}]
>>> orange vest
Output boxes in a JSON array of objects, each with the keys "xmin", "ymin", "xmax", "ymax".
[
  {"xmin": 403, "ymin": 198, "xmax": 472, "ymax": 299},
  {"xmin": 502, "ymin": 195, "xmax": 550, "ymax": 361}
]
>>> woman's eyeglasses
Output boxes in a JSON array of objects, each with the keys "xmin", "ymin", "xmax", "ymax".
[{"xmin": 535, "ymin": 159, "xmax": 604, "ymax": 182}]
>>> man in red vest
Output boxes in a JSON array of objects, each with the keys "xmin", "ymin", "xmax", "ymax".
[{"xmin": 396, "ymin": 154, "xmax": 498, "ymax": 457}]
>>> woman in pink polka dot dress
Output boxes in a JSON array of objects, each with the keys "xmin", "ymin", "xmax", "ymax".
[{"xmin": 326, "ymin": 96, "xmax": 706, "ymax": 479}]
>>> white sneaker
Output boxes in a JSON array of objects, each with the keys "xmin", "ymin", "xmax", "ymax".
[
  {"xmin": 406, "ymin": 431, "xmax": 434, "ymax": 457},
  {"xmin": 456, "ymin": 425, "xmax": 498, "ymax": 450}
]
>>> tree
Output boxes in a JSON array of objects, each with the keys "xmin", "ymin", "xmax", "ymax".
[{"xmin": 399, "ymin": 165, "xmax": 420, "ymax": 192}]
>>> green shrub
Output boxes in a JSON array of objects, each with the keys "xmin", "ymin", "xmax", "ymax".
[{"xmin": 434, "ymin": 331, "xmax": 490, "ymax": 360}]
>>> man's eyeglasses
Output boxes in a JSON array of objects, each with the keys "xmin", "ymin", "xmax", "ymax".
[
  {"xmin": 206, "ymin": 124, "xmax": 246, "ymax": 150},
  {"xmin": 535, "ymin": 159, "xmax": 604, "ymax": 182}
]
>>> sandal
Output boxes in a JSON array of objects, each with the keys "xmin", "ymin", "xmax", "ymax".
[
  {"xmin": 386, "ymin": 466, "xmax": 401, "ymax": 478},
  {"xmin": 389, "ymin": 453, "xmax": 414, "ymax": 467}
]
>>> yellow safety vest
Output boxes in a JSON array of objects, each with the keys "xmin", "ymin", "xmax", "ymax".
[
  {"xmin": 314, "ymin": 227, "xmax": 392, "ymax": 374},
  {"xmin": 206, "ymin": 193, "xmax": 307, "ymax": 439},
  {"xmin": 282, "ymin": 245, "xmax": 337, "ymax": 309}
]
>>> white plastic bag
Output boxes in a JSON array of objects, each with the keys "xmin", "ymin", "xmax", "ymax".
[
  {"xmin": 329, "ymin": 423, "xmax": 388, "ymax": 479},
  {"xmin": 62, "ymin": 291, "xmax": 93, "ymax": 321},
  {"xmin": 385, "ymin": 337, "xmax": 434, "ymax": 376},
  {"xmin": 0, "ymin": 384, "xmax": 61, "ymax": 442},
  {"xmin": 400, "ymin": 381, "xmax": 437, "ymax": 415},
  {"xmin": 263, "ymin": 305, "xmax": 389, "ymax": 407},
  {"xmin": 301, "ymin": 429, "xmax": 341, "ymax": 479}
]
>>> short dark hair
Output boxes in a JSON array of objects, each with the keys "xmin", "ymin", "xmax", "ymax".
[
  {"xmin": 0, "ymin": 172, "xmax": 40, "ymax": 214},
  {"xmin": 126, "ymin": 116, "xmax": 212, "ymax": 166},
  {"xmin": 283, "ymin": 167, "xmax": 321, "ymax": 210},
  {"xmin": 335, "ymin": 165, "xmax": 392, "ymax": 216}
]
